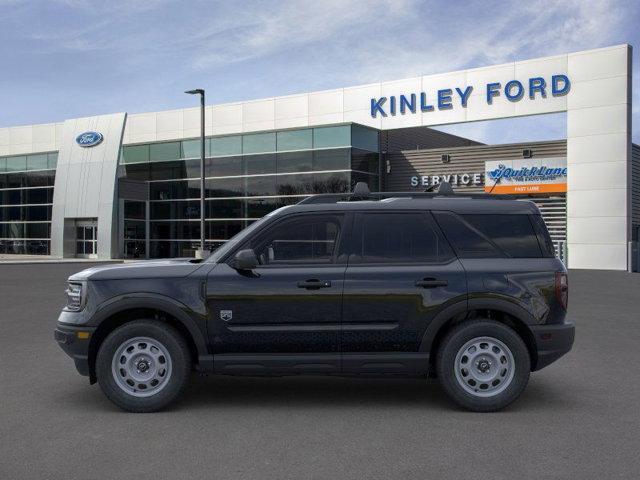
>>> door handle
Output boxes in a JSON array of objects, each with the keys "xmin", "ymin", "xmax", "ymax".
[
  {"xmin": 415, "ymin": 278, "xmax": 448, "ymax": 288},
  {"xmin": 297, "ymin": 279, "xmax": 332, "ymax": 289}
]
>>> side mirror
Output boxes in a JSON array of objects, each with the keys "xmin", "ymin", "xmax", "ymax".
[{"xmin": 231, "ymin": 249, "xmax": 258, "ymax": 271}]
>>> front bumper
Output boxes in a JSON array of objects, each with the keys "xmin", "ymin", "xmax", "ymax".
[
  {"xmin": 54, "ymin": 324, "xmax": 96, "ymax": 377},
  {"xmin": 530, "ymin": 321, "xmax": 575, "ymax": 371}
]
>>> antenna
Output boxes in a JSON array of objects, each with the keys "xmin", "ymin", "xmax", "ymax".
[
  {"xmin": 351, "ymin": 182, "xmax": 371, "ymax": 201},
  {"xmin": 436, "ymin": 181, "xmax": 454, "ymax": 195},
  {"xmin": 487, "ymin": 177, "xmax": 500, "ymax": 194}
]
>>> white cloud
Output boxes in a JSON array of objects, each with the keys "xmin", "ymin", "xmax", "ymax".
[
  {"xmin": 189, "ymin": 0, "xmax": 417, "ymax": 70},
  {"xmin": 1, "ymin": 0, "xmax": 638, "ymax": 141}
]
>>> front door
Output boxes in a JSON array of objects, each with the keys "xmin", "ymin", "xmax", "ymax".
[
  {"xmin": 207, "ymin": 212, "xmax": 348, "ymax": 374},
  {"xmin": 341, "ymin": 211, "xmax": 467, "ymax": 374}
]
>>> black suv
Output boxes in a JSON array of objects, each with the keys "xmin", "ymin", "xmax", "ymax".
[{"xmin": 55, "ymin": 184, "xmax": 574, "ymax": 412}]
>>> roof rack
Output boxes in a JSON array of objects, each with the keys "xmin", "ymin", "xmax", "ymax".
[{"xmin": 297, "ymin": 181, "xmax": 531, "ymax": 205}]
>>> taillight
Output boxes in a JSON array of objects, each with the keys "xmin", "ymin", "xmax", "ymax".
[{"xmin": 555, "ymin": 272, "xmax": 568, "ymax": 310}]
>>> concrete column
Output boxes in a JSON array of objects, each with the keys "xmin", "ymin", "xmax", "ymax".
[
  {"xmin": 566, "ymin": 45, "xmax": 632, "ymax": 270},
  {"xmin": 50, "ymin": 113, "xmax": 127, "ymax": 259}
]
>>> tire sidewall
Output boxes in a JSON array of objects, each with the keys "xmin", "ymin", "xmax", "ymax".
[
  {"xmin": 437, "ymin": 320, "xmax": 531, "ymax": 412},
  {"xmin": 96, "ymin": 320, "xmax": 191, "ymax": 412}
]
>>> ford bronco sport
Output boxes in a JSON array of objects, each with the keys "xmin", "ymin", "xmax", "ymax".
[{"xmin": 55, "ymin": 183, "xmax": 574, "ymax": 412}]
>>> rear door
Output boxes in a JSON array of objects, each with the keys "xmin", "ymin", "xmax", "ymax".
[{"xmin": 341, "ymin": 211, "xmax": 467, "ymax": 374}]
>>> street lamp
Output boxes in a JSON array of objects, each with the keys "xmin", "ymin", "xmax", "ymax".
[{"xmin": 185, "ymin": 88, "xmax": 207, "ymax": 259}]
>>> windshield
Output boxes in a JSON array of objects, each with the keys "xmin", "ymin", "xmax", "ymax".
[{"xmin": 206, "ymin": 206, "xmax": 292, "ymax": 263}]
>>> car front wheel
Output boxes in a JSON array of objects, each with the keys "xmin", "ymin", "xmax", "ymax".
[
  {"xmin": 436, "ymin": 319, "xmax": 530, "ymax": 412},
  {"xmin": 96, "ymin": 320, "xmax": 191, "ymax": 412}
]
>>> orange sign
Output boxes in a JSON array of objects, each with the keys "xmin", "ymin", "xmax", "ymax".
[
  {"xmin": 485, "ymin": 183, "xmax": 567, "ymax": 194},
  {"xmin": 485, "ymin": 158, "xmax": 567, "ymax": 195}
]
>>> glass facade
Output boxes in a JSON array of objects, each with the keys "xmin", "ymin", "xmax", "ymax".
[
  {"xmin": 119, "ymin": 124, "xmax": 380, "ymax": 258},
  {"xmin": 0, "ymin": 152, "xmax": 57, "ymax": 255}
]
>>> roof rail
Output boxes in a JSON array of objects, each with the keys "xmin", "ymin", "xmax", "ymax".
[{"xmin": 296, "ymin": 181, "xmax": 527, "ymax": 205}]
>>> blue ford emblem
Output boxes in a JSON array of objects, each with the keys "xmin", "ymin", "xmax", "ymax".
[{"xmin": 76, "ymin": 131, "xmax": 103, "ymax": 147}]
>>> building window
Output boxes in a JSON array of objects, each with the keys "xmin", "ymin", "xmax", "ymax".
[
  {"xmin": 313, "ymin": 126, "xmax": 350, "ymax": 149},
  {"xmin": 313, "ymin": 149, "xmax": 350, "ymax": 171},
  {"xmin": 277, "ymin": 151, "xmax": 313, "ymax": 173},
  {"xmin": 120, "ymin": 124, "xmax": 379, "ymax": 258},
  {"xmin": 277, "ymin": 129, "xmax": 313, "ymax": 151},
  {"xmin": 211, "ymin": 136, "xmax": 241, "ymax": 157},
  {"xmin": 0, "ymin": 152, "xmax": 57, "ymax": 256},
  {"xmin": 150, "ymin": 142, "xmax": 181, "ymax": 162},
  {"xmin": 121, "ymin": 144, "xmax": 149, "ymax": 164},
  {"xmin": 123, "ymin": 200, "xmax": 146, "ymax": 259},
  {"xmin": 243, "ymin": 132, "xmax": 276, "ymax": 154},
  {"xmin": 351, "ymin": 124, "xmax": 379, "ymax": 152},
  {"xmin": 245, "ymin": 153, "xmax": 276, "ymax": 175}
]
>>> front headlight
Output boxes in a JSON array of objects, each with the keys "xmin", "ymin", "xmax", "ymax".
[{"xmin": 65, "ymin": 282, "xmax": 85, "ymax": 311}]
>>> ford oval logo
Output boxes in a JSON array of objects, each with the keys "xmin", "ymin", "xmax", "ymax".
[{"xmin": 76, "ymin": 131, "xmax": 103, "ymax": 147}]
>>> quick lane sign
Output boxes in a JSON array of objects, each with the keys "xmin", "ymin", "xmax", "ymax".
[
  {"xmin": 370, "ymin": 74, "xmax": 570, "ymax": 117},
  {"xmin": 485, "ymin": 157, "xmax": 567, "ymax": 194}
]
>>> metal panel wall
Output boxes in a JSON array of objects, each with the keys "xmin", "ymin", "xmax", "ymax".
[
  {"xmin": 384, "ymin": 139, "xmax": 567, "ymax": 192},
  {"xmin": 632, "ymin": 143, "xmax": 640, "ymax": 230},
  {"xmin": 383, "ymin": 139, "xmax": 568, "ymax": 246},
  {"xmin": 381, "ymin": 126, "xmax": 482, "ymax": 153}
]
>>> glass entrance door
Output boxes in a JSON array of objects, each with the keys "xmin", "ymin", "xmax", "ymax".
[{"xmin": 76, "ymin": 222, "xmax": 98, "ymax": 258}]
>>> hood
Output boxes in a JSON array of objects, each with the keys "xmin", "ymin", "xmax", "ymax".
[{"xmin": 68, "ymin": 258, "xmax": 205, "ymax": 281}]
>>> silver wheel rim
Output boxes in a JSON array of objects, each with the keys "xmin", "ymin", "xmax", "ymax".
[
  {"xmin": 454, "ymin": 336, "xmax": 515, "ymax": 397},
  {"xmin": 111, "ymin": 336, "xmax": 173, "ymax": 398}
]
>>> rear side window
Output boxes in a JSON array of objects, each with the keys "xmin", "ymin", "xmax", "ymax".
[
  {"xmin": 462, "ymin": 214, "xmax": 542, "ymax": 258},
  {"xmin": 529, "ymin": 214, "xmax": 556, "ymax": 258},
  {"xmin": 434, "ymin": 212, "xmax": 544, "ymax": 258},
  {"xmin": 355, "ymin": 212, "xmax": 453, "ymax": 263},
  {"xmin": 433, "ymin": 212, "xmax": 502, "ymax": 258}
]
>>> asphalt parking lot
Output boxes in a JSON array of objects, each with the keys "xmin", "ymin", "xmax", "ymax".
[{"xmin": 1, "ymin": 263, "xmax": 639, "ymax": 479}]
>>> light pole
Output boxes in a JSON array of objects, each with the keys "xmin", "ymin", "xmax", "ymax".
[{"xmin": 185, "ymin": 88, "xmax": 207, "ymax": 259}]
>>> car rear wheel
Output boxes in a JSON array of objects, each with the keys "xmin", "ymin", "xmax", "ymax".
[
  {"xmin": 96, "ymin": 320, "xmax": 191, "ymax": 412},
  {"xmin": 436, "ymin": 320, "xmax": 530, "ymax": 412}
]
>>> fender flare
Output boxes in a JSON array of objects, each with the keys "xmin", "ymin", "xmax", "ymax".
[
  {"xmin": 89, "ymin": 293, "xmax": 209, "ymax": 358},
  {"xmin": 418, "ymin": 298, "xmax": 467, "ymax": 353},
  {"xmin": 418, "ymin": 296, "xmax": 537, "ymax": 353},
  {"xmin": 467, "ymin": 297, "xmax": 537, "ymax": 326}
]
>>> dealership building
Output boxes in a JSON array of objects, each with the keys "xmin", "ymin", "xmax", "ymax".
[{"xmin": 0, "ymin": 44, "xmax": 637, "ymax": 271}]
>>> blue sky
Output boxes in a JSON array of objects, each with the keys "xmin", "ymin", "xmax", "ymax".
[{"xmin": 0, "ymin": 0, "xmax": 638, "ymax": 144}]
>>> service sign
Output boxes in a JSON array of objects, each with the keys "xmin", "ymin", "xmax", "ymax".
[{"xmin": 484, "ymin": 157, "xmax": 567, "ymax": 194}]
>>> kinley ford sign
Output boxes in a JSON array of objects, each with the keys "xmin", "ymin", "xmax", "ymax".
[
  {"xmin": 370, "ymin": 74, "xmax": 570, "ymax": 117},
  {"xmin": 409, "ymin": 157, "xmax": 568, "ymax": 194}
]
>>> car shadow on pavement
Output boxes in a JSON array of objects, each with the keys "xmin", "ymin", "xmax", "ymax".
[
  {"xmin": 177, "ymin": 374, "xmax": 577, "ymax": 413},
  {"xmin": 53, "ymin": 373, "xmax": 577, "ymax": 414}
]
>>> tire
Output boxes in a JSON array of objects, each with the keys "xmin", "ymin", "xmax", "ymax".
[
  {"xmin": 96, "ymin": 320, "xmax": 192, "ymax": 413},
  {"xmin": 436, "ymin": 319, "xmax": 530, "ymax": 412}
]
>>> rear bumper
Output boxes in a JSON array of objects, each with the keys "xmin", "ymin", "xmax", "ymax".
[
  {"xmin": 530, "ymin": 321, "xmax": 575, "ymax": 371},
  {"xmin": 54, "ymin": 324, "xmax": 96, "ymax": 377}
]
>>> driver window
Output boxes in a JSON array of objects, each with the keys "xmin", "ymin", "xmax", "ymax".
[{"xmin": 252, "ymin": 215, "xmax": 342, "ymax": 265}]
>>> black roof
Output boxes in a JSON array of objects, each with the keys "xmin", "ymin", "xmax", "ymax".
[{"xmin": 276, "ymin": 195, "xmax": 541, "ymax": 216}]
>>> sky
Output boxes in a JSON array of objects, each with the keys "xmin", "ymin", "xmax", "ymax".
[{"xmin": 0, "ymin": 0, "xmax": 638, "ymax": 144}]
